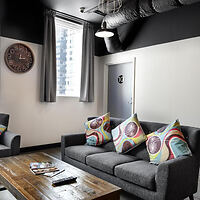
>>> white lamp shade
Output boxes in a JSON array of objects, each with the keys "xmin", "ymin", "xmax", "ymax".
[{"xmin": 95, "ymin": 29, "xmax": 114, "ymax": 38}]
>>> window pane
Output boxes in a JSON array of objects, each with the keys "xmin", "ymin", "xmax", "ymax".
[{"xmin": 55, "ymin": 18, "xmax": 83, "ymax": 97}]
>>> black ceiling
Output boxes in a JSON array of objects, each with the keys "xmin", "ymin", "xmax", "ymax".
[{"xmin": 40, "ymin": 0, "xmax": 103, "ymax": 23}]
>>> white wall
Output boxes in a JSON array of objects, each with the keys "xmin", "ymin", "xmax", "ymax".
[
  {"xmin": 0, "ymin": 36, "xmax": 102, "ymax": 147},
  {"xmin": 1, "ymin": 35, "xmax": 200, "ymax": 147},
  {"xmin": 99, "ymin": 36, "xmax": 200, "ymax": 128}
]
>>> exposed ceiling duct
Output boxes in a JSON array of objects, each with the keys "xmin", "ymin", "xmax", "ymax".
[{"xmin": 103, "ymin": 0, "xmax": 200, "ymax": 53}]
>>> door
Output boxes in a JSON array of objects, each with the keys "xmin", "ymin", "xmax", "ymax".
[{"xmin": 107, "ymin": 62, "xmax": 134, "ymax": 119}]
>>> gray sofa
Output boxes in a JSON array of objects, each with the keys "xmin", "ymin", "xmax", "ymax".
[
  {"xmin": 0, "ymin": 113, "xmax": 21, "ymax": 157},
  {"xmin": 61, "ymin": 117, "xmax": 200, "ymax": 200}
]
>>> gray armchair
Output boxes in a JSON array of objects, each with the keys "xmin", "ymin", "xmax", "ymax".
[{"xmin": 0, "ymin": 113, "xmax": 20, "ymax": 157}]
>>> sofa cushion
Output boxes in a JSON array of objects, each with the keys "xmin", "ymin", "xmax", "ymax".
[
  {"xmin": 65, "ymin": 145, "xmax": 108, "ymax": 164},
  {"xmin": 86, "ymin": 152, "xmax": 138, "ymax": 175},
  {"xmin": 0, "ymin": 145, "xmax": 11, "ymax": 157},
  {"xmin": 140, "ymin": 121, "xmax": 166, "ymax": 135},
  {"xmin": 115, "ymin": 160, "xmax": 157, "ymax": 190},
  {"xmin": 127, "ymin": 142, "xmax": 150, "ymax": 161},
  {"xmin": 102, "ymin": 142, "xmax": 116, "ymax": 152},
  {"xmin": 112, "ymin": 113, "xmax": 147, "ymax": 153},
  {"xmin": 0, "ymin": 114, "xmax": 9, "ymax": 127}
]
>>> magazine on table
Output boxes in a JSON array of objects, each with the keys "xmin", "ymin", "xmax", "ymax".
[
  {"xmin": 30, "ymin": 162, "xmax": 59, "ymax": 175},
  {"xmin": 30, "ymin": 162, "xmax": 55, "ymax": 169},
  {"xmin": 29, "ymin": 162, "xmax": 65, "ymax": 176}
]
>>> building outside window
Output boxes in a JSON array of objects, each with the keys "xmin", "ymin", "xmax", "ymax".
[{"xmin": 55, "ymin": 17, "xmax": 83, "ymax": 97}]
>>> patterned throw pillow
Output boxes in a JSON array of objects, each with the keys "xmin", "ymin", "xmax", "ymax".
[
  {"xmin": 85, "ymin": 113, "xmax": 111, "ymax": 146},
  {"xmin": 111, "ymin": 113, "xmax": 147, "ymax": 154},
  {"xmin": 0, "ymin": 124, "xmax": 7, "ymax": 135},
  {"xmin": 146, "ymin": 120, "xmax": 192, "ymax": 165}
]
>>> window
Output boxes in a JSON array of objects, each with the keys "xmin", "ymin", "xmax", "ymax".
[{"xmin": 55, "ymin": 17, "xmax": 83, "ymax": 97}]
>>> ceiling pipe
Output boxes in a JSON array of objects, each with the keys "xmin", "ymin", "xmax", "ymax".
[{"xmin": 103, "ymin": 0, "xmax": 200, "ymax": 53}]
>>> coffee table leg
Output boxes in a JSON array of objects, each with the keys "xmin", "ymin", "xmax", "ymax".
[
  {"xmin": 97, "ymin": 190, "xmax": 120, "ymax": 200},
  {"xmin": 109, "ymin": 191, "xmax": 120, "ymax": 200},
  {"xmin": 0, "ymin": 182, "xmax": 7, "ymax": 191}
]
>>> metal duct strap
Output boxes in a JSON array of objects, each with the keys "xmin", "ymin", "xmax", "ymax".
[
  {"xmin": 104, "ymin": 0, "xmax": 139, "ymax": 29},
  {"xmin": 139, "ymin": 0, "xmax": 156, "ymax": 17},
  {"xmin": 152, "ymin": 0, "xmax": 181, "ymax": 13},
  {"xmin": 179, "ymin": 0, "xmax": 200, "ymax": 4}
]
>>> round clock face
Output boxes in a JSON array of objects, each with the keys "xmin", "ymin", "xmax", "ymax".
[{"xmin": 4, "ymin": 43, "xmax": 34, "ymax": 73}]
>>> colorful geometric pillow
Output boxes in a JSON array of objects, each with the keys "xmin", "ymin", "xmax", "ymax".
[
  {"xmin": 146, "ymin": 120, "xmax": 192, "ymax": 165},
  {"xmin": 85, "ymin": 113, "xmax": 111, "ymax": 146},
  {"xmin": 0, "ymin": 124, "xmax": 7, "ymax": 135},
  {"xmin": 111, "ymin": 113, "xmax": 147, "ymax": 154}
]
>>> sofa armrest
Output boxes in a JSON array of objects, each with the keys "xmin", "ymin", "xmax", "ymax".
[
  {"xmin": 156, "ymin": 156, "xmax": 199, "ymax": 200},
  {"xmin": 1, "ymin": 131, "xmax": 21, "ymax": 156},
  {"xmin": 61, "ymin": 133, "xmax": 86, "ymax": 160}
]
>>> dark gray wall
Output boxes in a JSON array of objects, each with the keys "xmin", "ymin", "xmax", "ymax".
[
  {"xmin": 1, "ymin": 0, "xmax": 200, "ymax": 56},
  {"xmin": 0, "ymin": 0, "xmax": 44, "ymax": 44},
  {"xmin": 95, "ymin": 2, "xmax": 200, "ymax": 56}
]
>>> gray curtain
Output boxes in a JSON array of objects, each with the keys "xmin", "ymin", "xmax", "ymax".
[
  {"xmin": 40, "ymin": 10, "xmax": 57, "ymax": 102},
  {"xmin": 79, "ymin": 22, "xmax": 94, "ymax": 102}
]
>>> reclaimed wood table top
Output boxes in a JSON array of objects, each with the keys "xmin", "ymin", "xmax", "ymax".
[{"xmin": 0, "ymin": 152, "xmax": 121, "ymax": 200}]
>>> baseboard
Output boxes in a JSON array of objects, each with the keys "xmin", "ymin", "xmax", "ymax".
[{"xmin": 20, "ymin": 142, "xmax": 61, "ymax": 153}]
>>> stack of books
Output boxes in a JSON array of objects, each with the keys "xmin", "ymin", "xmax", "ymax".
[{"xmin": 30, "ymin": 162, "xmax": 59, "ymax": 175}]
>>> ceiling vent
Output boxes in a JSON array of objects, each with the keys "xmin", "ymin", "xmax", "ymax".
[{"xmin": 98, "ymin": 0, "xmax": 123, "ymax": 14}]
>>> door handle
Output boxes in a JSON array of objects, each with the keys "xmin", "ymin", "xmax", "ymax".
[{"xmin": 128, "ymin": 98, "xmax": 133, "ymax": 104}]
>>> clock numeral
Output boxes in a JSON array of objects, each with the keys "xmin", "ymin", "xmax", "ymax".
[
  {"xmin": 9, "ymin": 49, "xmax": 15, "ymax": 54},
  {"xmin": 24, "ymin": 47, "xmax": 27, "ymax": 53},
  {"xmin": 19, "ymin": 45, "xmax": 23, "ymax": 50},
  {"xmin": 14, "ymin": 46, "xmax": 18, "ymax": 51},
  {"xmin": 9, "ymin": 59, "xmax": 13, "ymax": 63}
]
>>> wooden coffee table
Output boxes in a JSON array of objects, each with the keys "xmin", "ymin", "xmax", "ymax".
[{"xmin": 0, "ymin": 152, "xmax": 121, "ymax": 200}]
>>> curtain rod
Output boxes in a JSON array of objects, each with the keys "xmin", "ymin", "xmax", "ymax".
[{"xmin": 50, "ymin": 9, "xmax": 88, "ymax": 25}]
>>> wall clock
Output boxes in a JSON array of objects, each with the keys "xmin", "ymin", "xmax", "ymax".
[{"xmin": 4, "ymin": 43, "xmax": 34, "ymax": 73}]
